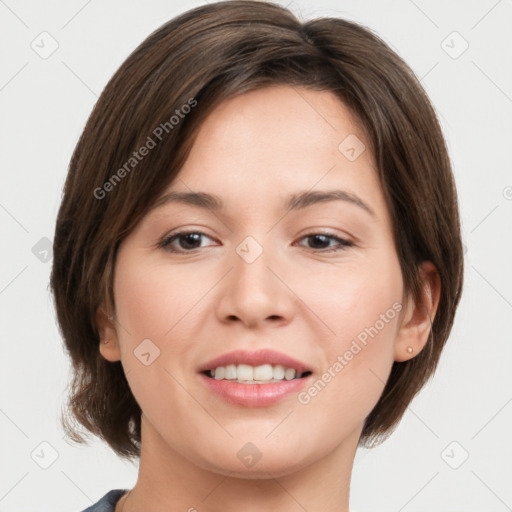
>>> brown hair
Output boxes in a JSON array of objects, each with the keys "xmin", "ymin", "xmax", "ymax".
[{"xmin": 50, "ymin": 0, "xmax": 464, "ymax": 459}]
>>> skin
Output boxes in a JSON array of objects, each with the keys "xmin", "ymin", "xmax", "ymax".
[{"xmin": 97, "ymin": 85, "xmax": 440, "ymax": 512}]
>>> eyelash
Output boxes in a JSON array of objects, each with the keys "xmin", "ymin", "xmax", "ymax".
[{"xmin": 157, "ymin": 230, "xmax": 354, "ymax": 254}]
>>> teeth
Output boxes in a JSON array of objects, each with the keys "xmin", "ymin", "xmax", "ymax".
[
  {"xmin": 213, "ymin": 366, "xmax": 225, "ymax": 380},
  {"xmin": 284, "ymin": 367, "xmax": 296, "ymax": 380},
  {"xmin": 237, "ymin": 364, "xmax": 253, "ymax": 381},
  {"xmin": 253, "ymin": 364, "xmax": 273, "ymax": 381},
  {"xmin": 224, "ymin": 364, "xmax": 237, "ymax": 379},
  {"xmin": 273, "ymin": 364, "xmax": 285, "ymax": 380},
  {"xmin": 210, "ymin": 363, "xmax": 302, "ymax": 383}
]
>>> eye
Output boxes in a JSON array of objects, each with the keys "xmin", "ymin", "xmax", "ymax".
[
  {"xmin": 158, "ymin": 231, "xmax": 216, "ymax": 253},
  {"xmin": 295, "ymin": 232, "xmax": 354, "ymax": 252},
  {"xmin": 157, "ymin": 230, "xmax": 354, "ymax": 254}
]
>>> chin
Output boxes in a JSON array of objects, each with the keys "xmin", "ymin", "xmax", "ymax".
[{"xmin": 191, "ymin": 443, "xmax": 315, "ymax": 480}]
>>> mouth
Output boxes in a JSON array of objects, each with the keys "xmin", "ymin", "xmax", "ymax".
[
  {"xmin": 197, "ymin": 349, "xmax": 314, "ymax": 406},
  {"xmin": 198, "ymin": 348, "xmax": 314, "ymax": 384},
  {"xmin": 198, "ymin": 367, "xmax": 314, "ymax": 408},
  {"xmin": 202, "ymin": 364, "xmax": 313, "ymax": 384}
]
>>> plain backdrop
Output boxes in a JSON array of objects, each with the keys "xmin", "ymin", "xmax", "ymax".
[{"xmin": 1, "ymin": 1, "xmax": 511, "ymax": 511}]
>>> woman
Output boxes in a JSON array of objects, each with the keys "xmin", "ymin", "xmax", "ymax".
[{"xmin": 50, "ymin": 1, "xmax": 464, "ymax": 511}]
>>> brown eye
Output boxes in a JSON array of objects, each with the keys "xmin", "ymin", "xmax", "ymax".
[
  {"xmin": 159, "ymin": 231, "xmax": 215, "ymax": 253},
  {"xmin": 297, "ymin": 233, "xmax": 354, "ymax": 252}
]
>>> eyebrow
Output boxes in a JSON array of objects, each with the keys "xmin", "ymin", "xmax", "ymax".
[{"xmin": 150, "ymin": 189, "xmax": 376, "ymax": 217}]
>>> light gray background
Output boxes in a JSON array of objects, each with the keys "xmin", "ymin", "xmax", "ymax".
[{"xmin": 1, "ymin": 0, "xmax": 511, "ymax": 511}]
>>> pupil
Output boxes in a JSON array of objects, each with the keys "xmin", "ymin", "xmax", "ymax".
[
  {"xmin": 181, "ymin": 233, "xmax": 201, "ymax": 249},
  {"xmin": 310, "ymin": 234, "xmax": 329, "ymax": 248}
]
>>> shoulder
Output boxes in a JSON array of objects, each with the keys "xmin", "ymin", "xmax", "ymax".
[{"xmin": 79, "ymin": 489, "xmax": 127, "ymax": 512}]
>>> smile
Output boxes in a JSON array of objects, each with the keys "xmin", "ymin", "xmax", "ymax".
[{"xmin": 204, "ymin": 363, "xmax": 312, "ymax": 383}]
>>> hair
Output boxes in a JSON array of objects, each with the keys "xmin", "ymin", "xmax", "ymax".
[{"xmin": 50, "ymin": 0, "xmax": 464, "ymax": 460}]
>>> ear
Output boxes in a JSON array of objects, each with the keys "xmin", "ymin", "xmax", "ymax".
[
  {"xmin": 394, "ymin": 261, "xmax": 441, "ymax": 362},
  {"xmin": 96, "ymin": 303, "xmax": 122, "ymax": 362}
]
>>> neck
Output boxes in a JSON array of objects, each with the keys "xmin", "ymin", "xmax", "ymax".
[{"xmin": 121, "ymin": 414, "xmax": 360, "ymax": 512}]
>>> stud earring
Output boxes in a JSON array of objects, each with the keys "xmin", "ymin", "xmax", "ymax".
[
  {"xmin": 406, "ymin": 346, "xmax": 413, "ymax": 353},
  {"xmin": 103, "ymin": 338, "xmax": 110, "ymax": 344}
]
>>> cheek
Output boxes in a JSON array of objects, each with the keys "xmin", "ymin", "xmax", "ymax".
[
  {"xmin": 296, "ymin": 252, "xmax": 403, "ymax": 407},
  {"xmin": 112, "ymin": 252, "xmax": 205, "ymax": 432},
  {"xmin": 307, "ymin": 248, "xmax": 403, "ymax": 344},
  {"xmin": 113, "ymin": 251, "xmax": 203, "ymax": 342},
  {"xmin": 112, "ymin": 249, "xmax": 219, "ymax": 396}
]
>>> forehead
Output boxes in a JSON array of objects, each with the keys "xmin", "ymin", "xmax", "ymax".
[
  {"xmin": 188, "ymin": 85, "xmax": 369, "ymax": 168},
  {"xmin": 158, "ymin": 85, "xmax": 388, "ymax": 222}
]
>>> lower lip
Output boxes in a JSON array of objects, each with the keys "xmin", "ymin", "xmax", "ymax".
[{"xmin": 198, "ymin": 372, "xmax": 313, "ymax": 407}]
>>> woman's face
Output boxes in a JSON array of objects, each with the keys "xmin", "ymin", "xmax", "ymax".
[{"xmin": 103, "ymin": 85, "xmax": 411, "ymax": 478}]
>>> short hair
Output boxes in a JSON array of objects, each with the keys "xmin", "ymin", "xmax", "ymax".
[{"xmin": 50, "ymin": 0, "xmax": 464, "ymax": 459}]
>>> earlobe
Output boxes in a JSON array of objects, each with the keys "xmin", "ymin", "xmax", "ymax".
[
  {"xmin": 96, "ymin": 305, "xmax": 122, "ymax": 362},
  {"xmin": 394, "ymin": 261, "xmax": 440, "ymax": 362},
  {"xmin": 99, "ymin": 336, "xmax": 122, "ymax": 362}
]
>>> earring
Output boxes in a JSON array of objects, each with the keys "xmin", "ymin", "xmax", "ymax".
[
  {"xmin": 406, "ymin": 346, "xmax": 413, "ymax": 353},
  {"xmin": 103, "ymin": 338, "xmax": 110, "ymax": 344}
]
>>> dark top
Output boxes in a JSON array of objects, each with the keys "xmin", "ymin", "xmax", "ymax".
[
  {"xmin": 80, "ymin": 489, "xmax": 127, "ymax": 512},
  {"xmin": 79, "ymin": 488, "xmax": 359, "ymax": 511}
]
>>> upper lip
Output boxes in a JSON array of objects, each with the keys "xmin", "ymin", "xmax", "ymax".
[{"xmin": 198, "ymin": 349, "xmax": 312, "ymax": 374}]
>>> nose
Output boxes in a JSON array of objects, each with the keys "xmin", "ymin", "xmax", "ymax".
[{"xmin": 215, "ymin": 242, "xmax": 296, "ymax": 330}]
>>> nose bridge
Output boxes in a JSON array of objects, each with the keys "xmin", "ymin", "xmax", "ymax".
[{"xmin": 216, "ymin": 235, "xmax": 294, "ymax": 327}]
